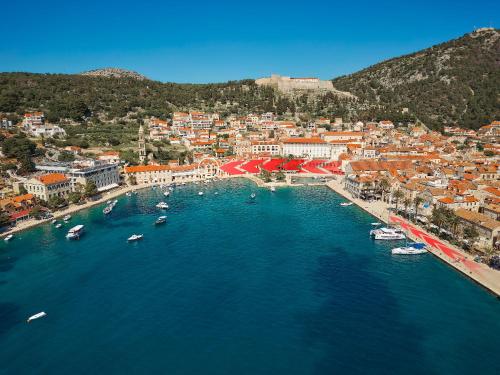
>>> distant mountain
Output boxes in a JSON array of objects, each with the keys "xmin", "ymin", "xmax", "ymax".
[
  {"xmin": 80, "ymin": 68, "xmax": 148, "ymax": 81},
  {"xmin": 332, "ymin": 28, "xmax": 500, "ymax": 129}
]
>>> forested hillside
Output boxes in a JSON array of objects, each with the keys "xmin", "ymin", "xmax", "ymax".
[{"xmin": 332, "ymin": 28, "xmax": 500, "ymax": 129}]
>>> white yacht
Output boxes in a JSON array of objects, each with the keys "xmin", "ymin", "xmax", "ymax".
[
  {"xmin": 164, "ymin": 191, "xmax": 170, "ymax": 197},
  {"xmin": 55, "ymin": 223, "xmax": 62, "ymax": 229},
  {"xmin": 127, "ymin": 234, "xmax": 143, "ymax": 241},
  {"xmin": 392, "ymin": 243, "xmax": 428, "ymax": 255},
  {"xmin": 51, "ymin": 219, "xmax": 57, "ymax": 224},
  {"xmin": 27, "ymin": 311, "xmax": 46, "ymax": 323},
  {"xmin": 371, "ymin": 227, "xmax": 405, "ymax": 240},
  {"xmin": 198, "ymin": 191, "xmax": 204, "ymax": 196},
  {"xmin": 103, "ymin": 206, "xmax": 113, "ymax": 215},
  {"xmin": 270, "ymin": 186, "xmax": 276, "ymax": 192},
  {"xmin": 106, "ymin": 200, "xmax": 112, "ymax": 205},
  {"xmin": 156, "ymin": 202, "xmax": 169, "ymax": 209},
  {"xmin": 63, "ymin": 214, "xmax": 71, "ymax": 221},
  {"xmin": 340, "ymin": 202, "xmax": 353, "ymax": 207},
  {"xmin": 66, "ymin": 225, "xmax": 84, "ymax": 240},
  {"xmin": 4, "ymin": 234, "xmax": 14, "ymax": 242}
]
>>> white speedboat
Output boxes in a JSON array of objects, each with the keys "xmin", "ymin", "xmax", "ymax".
[
  {"xmin": 156, "ymin": 202, "xmax": 169, "ymax": 209},
  {"xmin": 51, "ymin": 219, "xmax": 57, "ymax": 224},
  {"xmin": 164, "ymin": 191, "xmax": 170, "ymax": 197},
  {"xmin": 103, "ymin": 206, "xmax": 113, "ymax": 215},
  {"xmin": 66, "ymin": 224, "xmax": 84, "ymax": 239},
  {"xmin": 27, "ymin": 311, "xmax": 46, "ymax": 323},
  {"xmin": 4, "ymin": 234, "xmax": 14, "ymax": 242},
  {"xmin": 371, "ymin": 227, "xmax": 405, "ymax": 240},
  {"xmin": 106, "ymin": 200, "xmax": 112, "ymax": 205},
  {"xmin": 214, "ymin": 192, "xmax": 219, "ymax": 195},
  {"xmin": 392, "ymin": 243, "xmax": 428, "ymax": 255},
  {"xmin": 198, "ymin": 191, "xmax": 204, "ymax": 196},
  {"xmin": 250, "ymin": 193, "xmax": 256, "ymax": 199},
  {"xmin": 371, "ymin": 222, "xmax": 382, "ymax": 226},
  {"xmin": 155, "ymin": 216, "xmax": 167, "ymax": 225},
  {"xmin": 55, "ymin": 223, "xmax": 62, "ymax": 228},
  {"xmin": 340, "ymin": 202, "xmax": 353, "ymax": 207},
  {"xmin": 127, "ymin": 234, "xmax": 143, "ymax": 241},
  {"xmin": 270, "ymin": 186, "xmax": 276, "ymax": 192},
  {"xmin": 126, "ymin": 192, "xmax": 132, "ymax": 197},
  {"xmin": 63, "ymin": 214, "xmax": 71, "ymax": 221}
]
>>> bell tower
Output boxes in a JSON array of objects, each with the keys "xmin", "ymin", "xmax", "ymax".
[{"xmin": 138, "ymin": 125, "xmax": 146, "ymax": 163}]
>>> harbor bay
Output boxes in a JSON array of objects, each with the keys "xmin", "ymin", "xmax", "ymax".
[{"xmin": 1, "ymin": 179, "xmax": 499, "ymax": 375}]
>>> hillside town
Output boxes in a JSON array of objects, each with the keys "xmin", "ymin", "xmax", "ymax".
[{"xmin": 1, "ymin": 110, "xmax": 499, "ymax": 266}]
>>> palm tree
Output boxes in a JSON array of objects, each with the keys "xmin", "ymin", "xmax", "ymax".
[
  {"xmin": 393, "ymin": 189, "xmax": 404, "ymax": 212},
  {"xmin": 431, "ymin": 207, "xmax": 447, "ymax": 233},
  {"xmin": 379, "ymin": 178, "xmax": 390, "ymax": 202},
  {"xmin": 401, "ymin": 197, "xmax": 410, "ymax": 218},
  {"xmin": 446, "ymin": 211, "xmax": 461, "ymax": 237},
  {"xmin": 413, "ymin": 196, "xmax": 424, "ymax": 220}
]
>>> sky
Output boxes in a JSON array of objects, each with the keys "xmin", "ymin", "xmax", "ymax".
[{"xmin": 0, "ymin": 0, "xmax": 498, "ymax": 83}]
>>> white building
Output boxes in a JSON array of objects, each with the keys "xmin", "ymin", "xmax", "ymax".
[{"xmin": 282, "ymin": 138, "xmax": 332, "ymax": 159}]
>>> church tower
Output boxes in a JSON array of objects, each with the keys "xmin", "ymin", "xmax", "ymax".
[{"xmin": 138, "ymin": 125, "xmax": 146, "ymax": 163}]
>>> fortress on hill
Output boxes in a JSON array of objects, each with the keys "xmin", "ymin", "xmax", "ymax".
[
  {"xmin": 256, "ymin": 74, "xmax": 333, "ymax": 92},
  {"xmin": 256, "ymin": 74, "xmax": 354, "ymax": 98}
]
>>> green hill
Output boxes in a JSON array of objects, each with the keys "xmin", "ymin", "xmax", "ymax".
[{"xmin": 332, "ymin": 28, "xmax": 500, "ymax": 129}]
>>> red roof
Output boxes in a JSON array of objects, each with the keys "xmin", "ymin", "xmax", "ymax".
[
  {"xmin": 240, "ymin": 159, "xmax": 264, "ymax": 173},
  {"xmin": 262, "ymin": 159, "xmax": 286, "ymax": 172}
]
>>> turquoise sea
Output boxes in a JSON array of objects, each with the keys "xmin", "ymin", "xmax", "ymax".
[{"xmin": 1, "ymin": 179, "xmax": 499, "ymax": 374}]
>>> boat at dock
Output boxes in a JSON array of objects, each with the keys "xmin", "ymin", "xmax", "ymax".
[
  {"xmin": 164, "ymin": 191, "xmax": 170, "ymax": 197},
  {"xmin": 55, "ymin": 223, "xmax": 62, "ymax": 228},
  {"xmin": 27, "ymin": 312, "xmax": 46, "ymax": 323},
  {"xmin": 155, "ymin": 216, "xmax": 167, "ymax": 225},
  {"xmin": 371, "ymin": 222, "xmax": 382, "ymax": 226},
  {"xmin": 270, "ymin": 186, "xmax": 276, "ymax": 192},
  {"xmin": 127, "ymin": 234, "xmax": 143, "ymax": 242},
  {"xmin": 198, "ymin": 191, "xmax": 204, "ymax": 196},
  {"xmin": 370, "ymin": 227, "xmax": 405, "ymax": 240},
  {"xmin": 66, "ymin": 224, "xmax": 84, "ymax": 240},
  {"xmin": 340, "ymin": 202, "xmax": 353, "ymax": 206},
  {"xmin": 4, "ymin": 234, "xmax": 14, "ymax": 242},
  {"xmin": 63, "ymin": 214, "xmax": 71, "ymax": 222},
  {"xmin": 103, "ymin": 205, "xmax": 113, "ymax": 215},
  {"xmin": 392, "ymin": 242, "xmax": 428, "ymax": 255}
]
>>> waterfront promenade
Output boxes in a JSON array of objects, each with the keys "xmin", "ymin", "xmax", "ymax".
[{"xmin": 326, "ymin": 178, "xmax": 500, "ymax": 297}]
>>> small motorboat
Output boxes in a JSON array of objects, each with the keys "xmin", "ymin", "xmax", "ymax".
[
  {"xmin": 155, "ymin": 216, "xmax": 167, "ymax": 225},
  {"xmin": 250, "ymin": 193, "xmax": 256, "ymax": 199},
  {"xmin": 4, "ymin": 234, "xmax": 14, "ymax": 242},
  {"xmin": 27, "ymin": 311, "xmax": 46, "ymax": 323},
  {"xmin": 371, "ymin": 222, "xmax": 382, "ymax": 226},
  {"xmin": 214, "ymin": 192, "xmax": 219, "ymax": 195},
  {"xmin": 126, "ymin": 192, "xmax": 132, "ymax": 197},
  {"xmin": 340, "ymin": 202, "xmax": 353, "ymax": 207},
  {"xmin": 112, "ymin": 199, "xmax": 118, "ymax": 205},
  {"xmin": 51, "ymin": 219, "xmax": 57, "ymax": 224},
  {"xmin": 66, "ymin": 224, "xmax": 84, "ymax": 240},
  {"xmin": 156, "ymin": 202, "xmax": 169, "ymax": 209},
  {"xmin": 103, "ymin": 206, "xmax": 113, "ymax": 215},
  {"xmin": 198, "ymin": 191, "xmax": 204, "ymax": 196},
  {"xmin": 63, "ymin": 214, "xmax": 71, "ymax": 221},
  {"xmin": 55, "ymin": 223, "xmax": 62, "ymax": 229},
  {"xmin": 106, "ymin": 200, "xmax": 112, "ymax": 205},
  {"xmin": 164, "ymin": 191, "xmax": 170, "ymax": 197},
  {"xmin": 371, "ymin": 227, "xmax": 405, "ymax": 240},
  {"xmin": 127, "ymin": 234, "xmax": 143, "ymax": 242},
  {"xmin": 270, "ymin": 186, "xmax": 276, "ymax": 192}
]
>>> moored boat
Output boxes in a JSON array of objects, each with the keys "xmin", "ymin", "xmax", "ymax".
[
  {"xmin": 164, "ymin": 191, "xmax": 170, "ymax": 197},
  {"xmin": 392, "ymin": 243, "xmax": 428, "ymax": 255},
  {"xmin": 66, "ymin": 224, "xmax": 84, "ymax": 240},
  {"xmin": 63, "ymin": 214, "xmax": 71, "ymax": 221},
  {"xmin": 55, "ymin": 223, "xmax": 62, "ymax": 228},
  {"xmin": 155, "ymin": 216, "xmax": 167, "ymax": 225},
  {"xmin": 103, "ymin": 206, "xmax": 113, "ymax": 215},
  {"xmin": 156, "ymin": 202, "xmax": 169, "ymax": 209},
  {"xmin": 340, "ymin": 202, "xmax": 353, "ymax": 206},
  {"xmin": 250, "ymin": 193, "xmax": 256, "ymax": 199},
  {"xmin": 27, "ymin": 311, "xmax": 46, "ymax": 323},
  {"xmin": 270, "ymin": 186, "xmax": 276, "ymax": 192},
  {"xmin": 198, "ymin": 191, "xmax": 204, "ymax": 196},
  {"xmin": 127, "ymin": 234, "xmax": 143, "ymax": 241},
  {"xmin": 371, "ymin": 227, "xmax": 405, "ymax": 240},
  {"xmin": 4, "ymin": 234, "xmax": 14, "ymax": 242}
]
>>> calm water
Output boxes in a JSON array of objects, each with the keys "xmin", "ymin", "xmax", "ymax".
[{"xmin": 1, "ymin": 179, "xmax": 499, "ymax": 375}]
